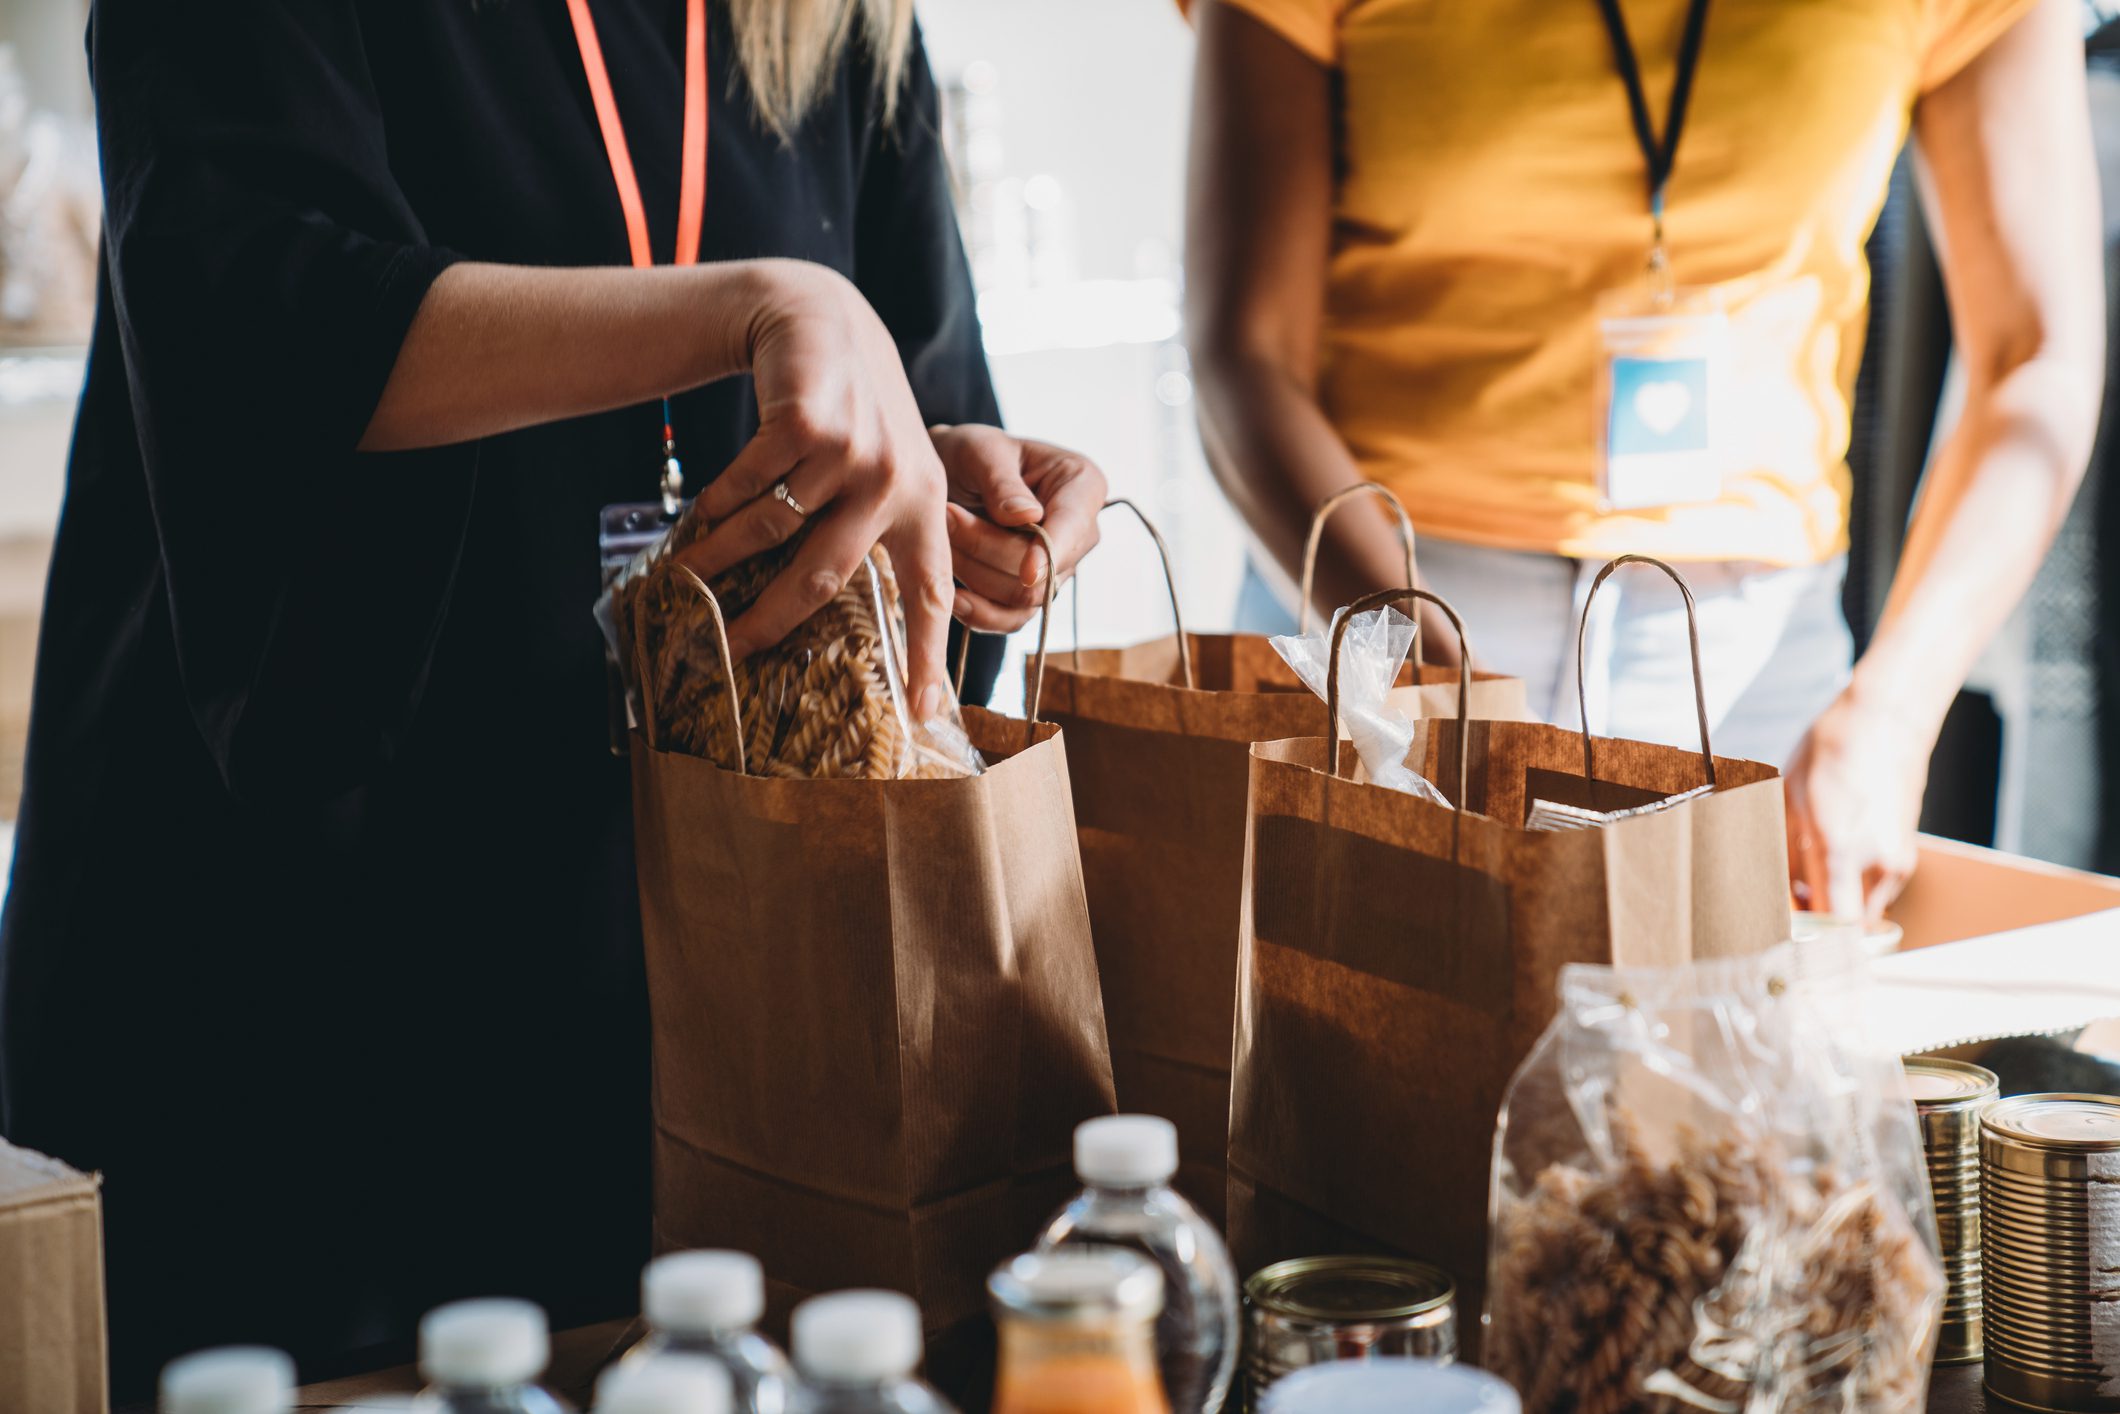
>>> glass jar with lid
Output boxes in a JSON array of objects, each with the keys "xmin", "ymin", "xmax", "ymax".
[{"xmin": 990, "ymin": 1247, "xmax": 1170, "ymax": 1414}]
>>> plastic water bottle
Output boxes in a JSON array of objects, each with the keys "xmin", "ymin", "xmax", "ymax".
[
  {"xmin": 1258, "ymin": 1358, "xmax": 1519, "ymax": 1413},
  {"xmin": 1035, "ymin": 1116, "xmax": 1239, "ymax": 1414},
  {"xmin": 622, "ymin": 1251, "xmax": 792, "ymax": 1414},
  {"xmin": 160, "ymin": 1346, "xmax": 295, "ymax": 1414},
  {"xmin": 412, "ymin": 1298, "xmax": 575, "ymax": 1413},
  {"xmin": 594, "ymin": 1354, "xmax": 733, "ymax": 1414},
  {"xmin": 787, "ymin": 1291, "xmax": 957, "ymax": 1414}
]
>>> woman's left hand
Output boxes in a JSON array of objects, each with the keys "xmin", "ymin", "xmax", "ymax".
[
  {"xmin": 1783, "ymin": 688, "xmax": 1932, "ymax": 923},
  {"xmin": 931, "ymin": 424, "xmax": 1108, "ymax": 631}
]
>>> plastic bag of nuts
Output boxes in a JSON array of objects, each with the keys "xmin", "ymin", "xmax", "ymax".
[
  {"xmin": 600, "ymin": 499, "xmax": 983, "ymax": 780},
  {"xmin": 1486, "ymin": 941, "xmax": 1944, "ymax": 1414}
]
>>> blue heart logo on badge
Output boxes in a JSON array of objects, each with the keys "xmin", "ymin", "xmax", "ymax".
[
  {"xmin": 1633, "ymin": 379, "xmax": 1692, "ymax": 435},
  {"xmin": 1609, "ymin": 355, "xmax": 1710, "ymax": 455}
]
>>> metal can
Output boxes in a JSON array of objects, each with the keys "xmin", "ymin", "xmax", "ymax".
[
  {"xmin": 1980, "ymin": 1092, "xmax": 2120, "ymax": 1412},
  {"xmin": 1906, "ymin": 1056, "xmax": 1999, "ymax": 1365},
  {"xmin": 1243, "ymin": 1256, "xmax": 1456, "ymax": 1410}
]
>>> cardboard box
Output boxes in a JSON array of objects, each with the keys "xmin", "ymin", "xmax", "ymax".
[
  {"xmin": 0, "ymin": 534, "xmax": 51, "ymax": 818},
  {"xmin": 1891, "ymin": 833, "xmax": 2120, "ymax": 949},
  {"xmin": 1872, "ymin": 835, "xmax": 2120, "ymax": 1057},
  {"xmin": 0, "ymin": 1140, "xmax": 107, "ymax": 1414}
]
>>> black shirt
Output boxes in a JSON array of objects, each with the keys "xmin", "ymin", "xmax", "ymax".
[{"xmin": 0, "ymin": 0, "xmax": 1001, "ymax": 1391}]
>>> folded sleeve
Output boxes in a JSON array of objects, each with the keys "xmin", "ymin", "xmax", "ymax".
[
  {"xmin": 1918, "ymin": 0, "xmax": 2045, "ymax": 92},
  {"xmin": 91, "ymin": 0, "xmax": 475, "ymax": 802},
  {"xmin": 1177, "ymin": 0, "xmax": 1340, "ymax": 67}
]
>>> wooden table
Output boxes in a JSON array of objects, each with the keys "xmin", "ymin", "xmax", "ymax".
[{"xmin": 114, "ymin": 1327, "xmax": 1998, "ymax": 1411}]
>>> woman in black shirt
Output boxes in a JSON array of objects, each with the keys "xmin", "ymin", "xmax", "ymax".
[{"xmin": 0, "ymin": 0, "xmax": 1103, "ymax": 1391}]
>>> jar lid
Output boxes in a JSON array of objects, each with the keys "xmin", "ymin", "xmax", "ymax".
[
  {"xmin": 1245, "ymin": 1256, "xmax": 1454, "ymax": 1323},
  {"xmin": 1261, "ymin": 1358, "xmax": 1519, "ymax": 1414},
  {"xmin": 1903, "ymin": 1057, "xmax": 1999, "ymax": 1107},
  {"xmin": 1983, "ymin": 1093, "xmax": 2120, "ymax": 1150},
  {"xmin": 989, "ymin": 1247, "xmax": 1163, "ymax": 1324}
]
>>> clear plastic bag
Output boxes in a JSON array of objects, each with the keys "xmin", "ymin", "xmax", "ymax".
[
  {"xmin": 1269, "ymin": 605, "xmax": 1448, "ymax": 805},
  {"xmin": 595, "ymin": 499, "xmax": 983, "ymax": 780},
  {"xmin": 1486, "ymin": 940, "xmax": 1943, "ymax": 1414}
]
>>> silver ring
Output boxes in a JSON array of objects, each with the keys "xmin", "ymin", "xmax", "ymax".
[{"xmin": 771, "ymin": 479, "xmax": 809, "ymax": 520}]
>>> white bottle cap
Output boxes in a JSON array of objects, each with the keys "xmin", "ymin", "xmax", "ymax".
[
  {"xmin": 418, "ymin": 1298, "xmax": 550, "ymax": 1387},
  {"xmin": 791, "ymin": 1290, "xmax": 923, "ymax": 1384},
  {"xmin": 160, "ymin": 1347, "xmax": 296, "ymax": 1414},
  {"xmin": 644, "ymin": 1250, "xmax": 765, "ymax": 1334},
  {"xmin": 1074, "ymin": 1114, "xmax": 1179, "ymax": 1187},
  {"xmin": 594, "ymin": 1354, "xmax": 733, "ymax": 1414}
]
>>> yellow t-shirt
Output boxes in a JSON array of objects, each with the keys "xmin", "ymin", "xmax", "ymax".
[{"xmin": 1205, "ymin": 0, "xmax": 2039, "ymax": 565}]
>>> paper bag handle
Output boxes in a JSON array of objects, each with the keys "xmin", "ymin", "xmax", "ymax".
[
  {"xmin": 1574, "ymin": 554, "xmax": 1717, "ymax": 789},
  {"xmin": 954, "ymin": 522, "xmax": 1060, "ymax": 747},
  {"xmin": 1298, "ymin": 485, "xmax": 1421, "ymax": 656},
  {"xmin": 1066, "ymin": 497, "xmax": 1194, "ymax": 689},
  {"xmin": 1326, "ymin": 586, "xmax": 1471, "ymax": 810},
  {"xmin": 638, "ymin": 562, "xmax": 746, "ymax": 774}
]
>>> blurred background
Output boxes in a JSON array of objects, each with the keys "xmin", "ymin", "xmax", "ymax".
[{"xmin": 5, "ymin": 0, "xmax": 2120, "ymax": 883}]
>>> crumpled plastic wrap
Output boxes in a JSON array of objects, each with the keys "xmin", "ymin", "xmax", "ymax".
[
  {"xmin": 1487, "ymin": 941, "xmax": 1944, "ymax": 1414},
  {"xmin": 596, "ymin": 499, "xmax": 983, "ymax": 780},
  {"xmin": 1271, "ymin": 606, "xmax": 1449, "ymax": 806}
]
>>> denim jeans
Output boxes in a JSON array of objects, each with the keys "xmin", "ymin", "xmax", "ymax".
[{"xmin": 1238, "ymin": 538, "xmax": 1854, "ymax": 768}]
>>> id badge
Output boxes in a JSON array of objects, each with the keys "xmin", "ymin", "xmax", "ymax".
[
  {"xmin": 1596, "ymin": 287, "xmax": 1733, "ymax": 511},
  {"xmin": 598, "ymin": 499, "xmax": 686, "ymax": 754}
]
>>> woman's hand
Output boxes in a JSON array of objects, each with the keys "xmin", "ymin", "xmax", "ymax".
[
  {"xmin": 931, "ymin": 424, "xmax": 1108, "ymax": 632},
  {"xmin": 674, "ymin": 261, "xmax": 956, "ymax": 720},
  {"xmin": 1783, "ymin": 688, "xmax": 1930, "ymax": 922}
]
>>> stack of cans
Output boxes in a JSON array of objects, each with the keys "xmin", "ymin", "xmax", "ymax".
[
  {"xmin": 1905, "ymin": 1057, "xmax": 1999, "ymax": 1365},
  {"xmin": 1980, "ymin": 1092, "xmax": 2120, "ymax": 1412}
]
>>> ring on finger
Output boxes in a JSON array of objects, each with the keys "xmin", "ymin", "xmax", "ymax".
[{"xmin": 771, "ymin": 479, "xmax": 810, "ymax": 520}]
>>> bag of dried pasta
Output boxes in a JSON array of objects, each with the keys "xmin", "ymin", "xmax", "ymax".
[
  {"xmin": 598, "ymin": 499, "xmax": 981, "ymax": 779},
  {"xmin": 618, "ymin": 509, "xmax": 1117, "ymax": 1400},
  {"xmin": 1486, "ymin": 940, "xmax": 1943, "ymax": 1414}
]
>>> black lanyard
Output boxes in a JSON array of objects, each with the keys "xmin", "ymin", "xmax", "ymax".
[{"xmin": 1593, "ymin": 0, "xmax": 1712, "ymax": 235}]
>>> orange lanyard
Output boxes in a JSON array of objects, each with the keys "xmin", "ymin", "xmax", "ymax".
[
  {"xmin": 564, "ymin": 0, "xmax": 708, "ymax": 268},
  {"xmin": 564, "ymin": 0, "xmax": 708, "ymax": 511}
]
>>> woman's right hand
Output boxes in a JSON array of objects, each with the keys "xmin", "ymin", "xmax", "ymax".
[{"xmin": 673, "ymin": 260, "xmax": 956, "ymax": 721}]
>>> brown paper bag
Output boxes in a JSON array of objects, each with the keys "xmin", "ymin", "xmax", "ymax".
[
  {"xmin": 0, "ymin": 1139, "xmax": 105, "ymax": 1414},
  {"xmin": 630, "ymin": 550, "xmax": 1115, "ymax": 1374},
  {"xmin": 1227, "ymin": 561, "xmax": 1790, "ymax": 1346},
  {"xmin": 1036, "ymin": 494, "xmax": 1525, "ymax": 1222}
]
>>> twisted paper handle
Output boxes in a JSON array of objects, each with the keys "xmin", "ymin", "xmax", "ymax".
[{"xmin": 1573, "ymin": 555, "xmax": 1717, "ymax": 788}]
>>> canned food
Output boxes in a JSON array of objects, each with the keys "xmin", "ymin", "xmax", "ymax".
[
  {"xmin": 1243, "ymin": 1256, "xmax": 1456, "ymax": 1409},
  {"xmin": 1906, "ymin": 1056, "xmax": 1999, "ymax": 1365},
  {"xmin": 1980, "ymin": 1092, "xmax": 2120, "ymax": 1412}
]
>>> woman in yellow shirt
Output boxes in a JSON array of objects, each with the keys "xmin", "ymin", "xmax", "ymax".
[{"xmin": 1187, "ymin": 0, "xmax": 2105, "ymax": 918}]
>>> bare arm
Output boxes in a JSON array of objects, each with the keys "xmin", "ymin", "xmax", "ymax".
[
  {"xmin": 1184, "ymin": 1, "xmax": 1449, "ymax": 644},
  {"xmin": 359, "ymin": 259, "xmax": 780, "ymax": 452},
  {"xmin": 1786, "ymin": 0, "xmax": 2104, "ymax": 916},
  {"xmin": 361, "ymin": 255, "xmax": 964, "ymax": 714}
]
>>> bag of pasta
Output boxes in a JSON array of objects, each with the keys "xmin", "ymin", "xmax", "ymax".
[
  {"xmin": 614, "ymin": 511, "xmax": 1115, "ymax": 1406},
  {"xmin": 600, "ymin": 497, "xmax": 981, "ymax": 779},
  {"xmin": 1486, "ymin": 940, "xmax": 1944, "ymax": 1414}
]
